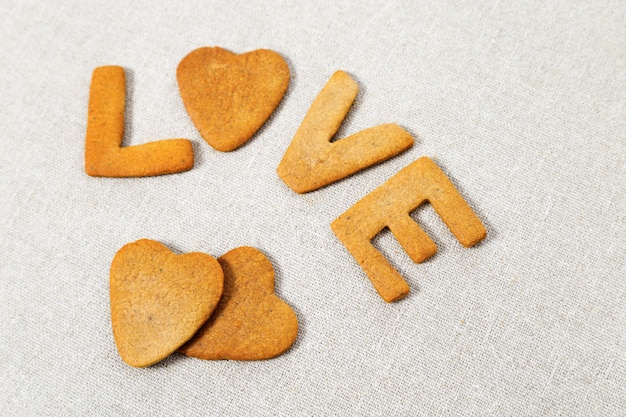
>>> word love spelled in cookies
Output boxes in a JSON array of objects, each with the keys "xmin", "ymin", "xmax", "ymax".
[
  {"xmin": 110, "ymin": 240, "xmax": 298, "ymax": 367},
  {"xmin": 331, "ymin": 157, "xmax": 487, "ymax": 303},
  {"xmin": 85, "ymin": 47, "xmax": 411, "ymax": 190},
  {"xmin": 277, "ymin": 70, "xmax": 414, "ymax": 193},
  {"xmin": 91, "ymin": 46, "xmax": 486, "ymax": 359},
  {"xmin": 85, "ymin": 66, "xmax": 194, "ymax": 177}
]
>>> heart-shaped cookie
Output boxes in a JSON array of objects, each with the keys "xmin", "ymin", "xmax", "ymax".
[
  {"xmin": 110, "ymin": 239, "xmax": 224, "ymax": 367},
  {"xmin": 179, "ymin": 246, "xmax": 298, "ymax": 360},
  {"xmin": 177, "ymin": 47, "xmax": 290, "ymax": 152}
]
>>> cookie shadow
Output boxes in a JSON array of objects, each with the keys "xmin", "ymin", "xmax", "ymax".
[
  {"xmin": 160, "ymin": 241, "xmax": 185, "ymax": 255},
  {"xmin": 150, "ymin": 352, "xmax": 187, "ymax": 369},
  {"xmin": 190, "ymin": 139, "xmax": 206, "ymax": 169},
  {"xmin": 122, "ymin": 67, "xmax": 135, "ymax": 148}
]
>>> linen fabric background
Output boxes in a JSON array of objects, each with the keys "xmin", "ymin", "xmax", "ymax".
[{"xmin": 1, "ymin": 0, "xmax": 625, "ymax": 415}]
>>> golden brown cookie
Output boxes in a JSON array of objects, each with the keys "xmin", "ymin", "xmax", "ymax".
[
  {"xmin": 331, "ymin": 157, "xmax": 486, "ymax": 302},
  {"xmin": 110, "ymin": 239, "xmax": 224, "ymax": 367},
  {"xmin": 277, "ymin": 70, "xmax": 414, "ymax": 193},
  {"xmin": 85, "ymin": 66, "xmax": 194, "ymax": 177},
  {"xmin": 177, "ymin": 47, "xmax": 290, "ymax": 152},
  {"xmin": 179, "ymin": 246, "xmax": 298, "ymax": 360}
]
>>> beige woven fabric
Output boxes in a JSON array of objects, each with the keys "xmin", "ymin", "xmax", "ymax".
[{"xmin": 1, "ymin": 0, "xmax": 625, "ymax": 415}]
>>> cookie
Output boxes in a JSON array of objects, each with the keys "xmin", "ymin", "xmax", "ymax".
[
  {"xmin": 331, "ymin": 157, "xmax": 487, "ymax": 302},
  {"xmin": 277, "ymin": 70, "xmax": 414, "ymax": 193},
  {"xmin": 177, "ymin": 47, "xmax": 290, "ymax": 152},
  {"xmin": 85, "ymin": 66, "xmax": 194, "ymax": 177},
  {"xmin": 179, "ymin": 246, "xmax": 298, "ymax": 360},
  {"xmin": 110, "ymin": 239, "xmax": 224, "ymax": 367}
]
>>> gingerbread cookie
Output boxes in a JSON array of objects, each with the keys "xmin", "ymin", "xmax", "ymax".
[
  {"xmin": 331, "ymin": 157, "xmax": 486, "ymax": 302},
  {"xmin": 177, "ymin": 47, "xmax": 290, "ymax": 152},
  {"xmin": 179, "ymin": 246, "xmax": 298, "ymax": 360},
  {"xmin": 110, "ymin": 239, "xmax": 224, "ymax": 367},
  {"xmin": 85, "ymin": 66, "xmax": 194, "ymax": 177},
  {"xmin": 277, "ymin": 70, "xmax": 413, "ymax": 193}
]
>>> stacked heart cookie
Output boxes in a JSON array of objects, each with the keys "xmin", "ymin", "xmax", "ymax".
[{"xmin": 110, "ymin": 239, "xmax": 298, "ymax": 367}]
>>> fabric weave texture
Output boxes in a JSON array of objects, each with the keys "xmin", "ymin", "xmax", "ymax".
[{"xmin": 1, "ymin": 0, "xmax": 625, "ymax": 415}]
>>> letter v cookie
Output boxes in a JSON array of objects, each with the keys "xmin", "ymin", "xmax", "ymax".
[
  {"xmin": 277, "ymin": 70, "xmax": 414, "ymax": 193},
  {"xmin": 331, "ymin": 157, "xmax": 486, "ymax": 302},
  {"xmin": 85, "ymin": 66, "xmax": 194, "ymax": 177},
  {"xmin": 179, "ymin": 246, "xmax": 298, "ymax": 360}
]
